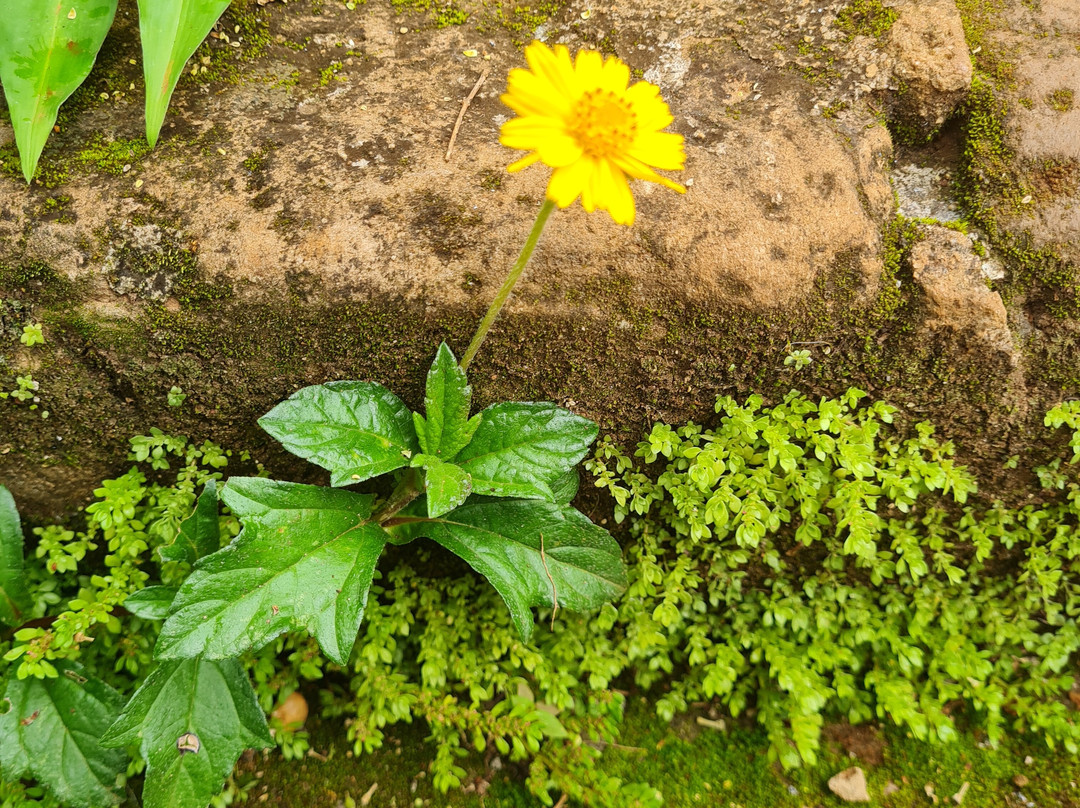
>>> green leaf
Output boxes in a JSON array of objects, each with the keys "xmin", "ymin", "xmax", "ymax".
[
  {"xmin": 0, "ymin": 486, "xmax": 33, "ymax": 627},
  {"xmin": 101, "ymin": 657, "xmax": 272, "ymax": 808},
  {"xmin": 453, "ymin": 403, "xmax": 598, "ymax": 501},
  {"xmin": 155, "ymin": 478, "xmax": 387, "ymax": 665},
  {"xmin": 124, "ymin": 586, "xmax": 179, "ymax": 621},
  {"xmin": 0, "ymin": 0, "xmax": 118, "ymax": 182},
  {"xmin": 159, "ymin": 480, "xmax": 220, "ymax": 564},
  {"xmin": 389, "ymin": 499, "xmax": 626, "ymax": 642},
  {"xmin": 137, "ymin": 0, "xmax": 231, "ymax": 147},
  {"xmin": 259, "ymin": 382, "xmax": 419, "ymax": 487},
  {"xmin": 0, "ymin": 661, "xmax": 127, "ymax": 807},
  {"xmin": 412, "ymin": 343, "xmax": 481, "ymax": 460},
  {"xmin": 549, "ymin": 469, "xmax": 580, "ymax": 505},
  {"xmin": 411, "ymin": 454, "xmax": 473, "ymax": 518}
]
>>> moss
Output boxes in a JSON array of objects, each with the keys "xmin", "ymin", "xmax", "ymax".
[
  {"xmin": 956, "ymin": 77, "xmax": 1079, "ymax": 317},
  {"xmin": 0, "ymin": 261, "xmax": 78, "ymax": 306},
  {"xmin": 318, "ymin": 61, "xmax": 345, "ymax": 87},
  {"xmin": 478, "ymin": 170, "xmax": 504, "ymax": 191},
  {"xmin": 833, "ymin": 0, "xmax": 898, "ymax": 41},
  {"xmin": 1046, "ymin": 88, "xmax": 1075, "ymax": 112},
  {"xmin": 76, "ymin": 136, "xmax": 153, "ymax": 176},
  {"xmin": 391, "ymin": 0, "xmax": 469, "ymax": 28},
  {"xmin": 476, "ymin": 0, "xmax": 569, "ymax": 47}
]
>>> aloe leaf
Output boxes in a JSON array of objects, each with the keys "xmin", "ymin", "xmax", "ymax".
[
  {"xmin": 137, "ymin": 0, "xmax": 231, "ymax": 146},
  {"xmin": 0, "ymin": 0, "xmax": 118, "ymax": 182}
]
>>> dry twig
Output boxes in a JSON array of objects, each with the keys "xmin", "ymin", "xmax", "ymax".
[{"xmin": 445, "ymin": 66, "xmax": 491, "ymax": 161}]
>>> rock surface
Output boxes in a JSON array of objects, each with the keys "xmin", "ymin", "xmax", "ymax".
[
  {"xmin": 911, "ymin": 225, "xmax": 1014, "ymax": 360},
  {"xmin": 0, "ymin": 0, "xmax": 1062, "ymax": 515},
  {"xmin": 887, "ymin": 0, "xmax": 973, "ymax": 134},
  {"xmin": 828, "ymin": 766, "xmax": 871, "ymax": 802}
]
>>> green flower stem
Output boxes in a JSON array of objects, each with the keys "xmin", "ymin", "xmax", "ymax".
[{"xmin": 460, "ymin": 198, "xmax": 556, "ymax": 370}]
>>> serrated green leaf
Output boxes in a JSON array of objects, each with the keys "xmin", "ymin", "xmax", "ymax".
[
  {"xmin": 259, "ymin": 381, "xmax": 419, "ymax": 487},
  {"xmin": 159, "ymin": 480, "xmax": 220, "ymax": 564},
  {"xmin": 453, "ymin": 403, "xmax": 598, "ymax": 501},
  {"xmin": 155, "ymin": 478, "xmax": 387, "ymax": 665},
  {"xmin": 388, "ymin": 499, "xmax": 626, "ymax": 642},
  {"xmin": 124, "ymin": 586, "xmax": 178, "ymax": 621},
  {"xmin": 137, "ymin": 0, "xmax": 231, "ymax": 147},
  {"xmin": 413, "ymin": 342, "xmax": 481, "ymax": 460},
  {"xmin": 411, "ymin": 454, "xmax": 473, "ymax": 518},
  {"xmin": 100, "ymin": 657, "xmax": 272, "ymax": 808},
  {"xmin": 0, "ymin": 485, "xmax": 33, "ymax": 627},
  {"xmin": 0, "ymin": 661, "xmax": 127, "ymax": 807},
  {"xmin": 0, "ymin": 0, "xmax": 118, "ymax": 182}
]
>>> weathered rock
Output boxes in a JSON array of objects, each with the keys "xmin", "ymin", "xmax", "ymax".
[
  {"xmin": 828, "ymin": 766, "xmax": 870, "ymax": 803},
  {"xmin": 911, "ymin": 226, "xmax": 1015, "ymax": 360},
  {"xmin": 986, "ymin": 0, "xmax": 1080, "ymax": 271},
  {"xmin": 886, "ymin": 0, "xmax": 972, "ymax": 134},
  {"xmin": 0, "ymin": 0, "xmax": 1045, "ymax": 516}
]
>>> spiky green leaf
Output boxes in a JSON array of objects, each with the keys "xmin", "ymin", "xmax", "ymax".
[
  {"xmin": 0, "ymin": 485, "xmax": 33, "ymax": 627},
  {"xmin": 412, "ymin": 342, "xmax": 480, "ymax": 460},
  {"xmin": 137, "ymin": 0, "xmax": 231, "ymax": 146}
]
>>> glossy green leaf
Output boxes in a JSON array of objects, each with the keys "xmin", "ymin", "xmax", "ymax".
[
  {"xmin": 549, "ymin": 469, "xmax": 580, "ymax": 505},
  {"xmin": 137, "ymin": 0, "xmax": 231, "ymax": 147},
  {"xmin": 155, "ymin": 477, "xmax": 387, "ymax": 665},
  {"xmin": 159, "ymin": 480, "xmax": 220, "ymax": 564},
  {"xmin": 0, "ymin": 485, "xmax": 33, "ymax": 627},
  {"xmin": 0, "ymin": 661, "xmax": 127, "ymax": 807},
  {"xmin": 0, "ymin": 0, "xmax": 118, "ymax": 182},
  {"xmin": 124, "ymin": 586, "xmax": 178, "ymax": 621},
  {"xmin": 259, "ymin": 381, "xmax": 419, "ymax": 487},
  {"xmin": 101, "ymin": 657, "xmax": 272, "ymax": 808},
  {"xmin": 412, "ymin": 342, "xmax": 480, "ymax": 460},
  {"xmin": 389, "ymin": 499, "xmax": 626, "ymax": 642},
  {"xmin": 411, "ymin": 454, "xmax": 472, "ymax": 518},
  {"xmin": 453, "ymin": 403, "xmax": 598, "ymax": 501}
]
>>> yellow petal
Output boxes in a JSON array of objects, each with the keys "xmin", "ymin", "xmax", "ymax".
[
  {"xmin": 500, "ymin": 116, "xmax": 567, "ymax": 150},
  {"xmin": 503, "ymin": 69, "xmax": 571, "ymax": 118},
  {"xmin": 546, "ymin": 158, "xmax": 595, "ymax": 208},
  {"xmin": 507, "ymin": 153, "xmax": 542, "ymax": 173},
  {"xmin": 628, "ymin": 131, "xmax": 686, "ymax": 171},
  {"xmin": 624, "ymin": 81, "xmax": 675, "ymax": 129},
  {"xmin": 525, "ymin": 41, "xmax": 580, "ymax": 101},
  {"xmin": 599, "ymin": 55, "xmax": 631, "ymax": 94},
  {"xmin": 612, "ymin": 154, "xmax": 686, "ymax": 194},
  {"xmin": 596, "ymin": 160, "xmax": 635, "ymax": 225},
  {"xmin": 574, "ymin": 49, "xmax": 604, "ymax": 87}
]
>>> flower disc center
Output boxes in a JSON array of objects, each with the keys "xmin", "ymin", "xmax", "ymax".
[{"xmin": 569, "ymin": 90, "xmax": 637, "ymax": 159}]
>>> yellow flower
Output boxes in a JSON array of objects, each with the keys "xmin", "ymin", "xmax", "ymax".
[{"xmin": 500, "ymin": 42, "xmax": 686, "ymax": 226}]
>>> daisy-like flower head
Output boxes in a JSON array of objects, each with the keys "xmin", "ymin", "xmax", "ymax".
[{"xmin": 500, "ymin": 42, "xmax": 686, "ymax": 226}]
